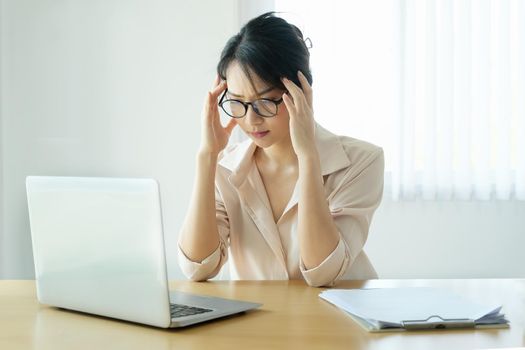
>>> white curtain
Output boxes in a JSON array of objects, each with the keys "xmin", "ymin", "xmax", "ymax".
[{"xmin": 275, "ymin": 0, "xmax": 525, "ymax": 201}]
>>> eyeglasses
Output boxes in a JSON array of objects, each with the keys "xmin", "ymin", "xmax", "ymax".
[{"xmin": 218, "ymin": 89, "xmax": 284, "ymax": 118}]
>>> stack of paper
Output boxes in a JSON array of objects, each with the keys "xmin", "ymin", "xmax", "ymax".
[{"xmin": 319, "ymin": 287, "xmax": 509, "ymax": 332}]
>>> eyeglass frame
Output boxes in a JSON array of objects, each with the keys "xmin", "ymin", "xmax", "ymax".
[{"xmin": 218, "ymin": 89, "xmax": 285, "ymax": 118}]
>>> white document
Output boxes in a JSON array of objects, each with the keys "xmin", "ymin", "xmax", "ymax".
[{"xmin": 319, "ymin": 287, "xmax": 509, "ymax": 332}]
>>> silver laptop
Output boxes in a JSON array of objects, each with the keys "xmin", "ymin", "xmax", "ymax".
[{"xmin": 26, "ymin": 176, "xmax": 261, "ymax": 328}]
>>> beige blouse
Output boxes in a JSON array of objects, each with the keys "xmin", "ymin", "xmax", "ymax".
[{"xmin": 178, "ymin": 123, "xmax": 384, "ymax": 287}]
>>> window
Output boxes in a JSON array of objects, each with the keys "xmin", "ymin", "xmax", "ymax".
[{"xmin": 275, "ymin": 0, "xmax": 525, "ymax": 200}]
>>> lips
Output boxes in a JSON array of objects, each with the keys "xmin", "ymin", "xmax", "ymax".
[{"xmin": 251, "ymin": 131, "xmax": 270, "ymax": 138}]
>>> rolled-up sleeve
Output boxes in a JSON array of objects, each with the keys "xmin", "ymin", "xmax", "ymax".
[
  {"xmin": 177, "ymin": 185, "xmax": 230, "ymax": 281},
  {"xmin": 300, "ymin": 148, "xmax": 384, "ymax": 287}
]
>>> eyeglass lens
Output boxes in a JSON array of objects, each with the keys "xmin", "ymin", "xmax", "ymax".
[{"xmin": 221, "ymin": 99, "xmax": 278, "ymax": 118}]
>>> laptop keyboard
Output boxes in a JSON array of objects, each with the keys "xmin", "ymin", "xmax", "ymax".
[{"xmin": 170, "ymin": 303, "xmax": 213, "ymax": 318}]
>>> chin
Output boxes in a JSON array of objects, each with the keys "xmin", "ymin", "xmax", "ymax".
[{"xmin": 251, "ymin": 137, "xmax": 273, "ymax": 148}]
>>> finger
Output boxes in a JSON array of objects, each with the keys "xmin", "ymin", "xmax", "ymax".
[
  {"xmin": 224, "ymin": 118, "xmax": 237, "ymax": 134},
  {"xmin": 211, "ymin": 105, "xmax": 222, "ymax": 130},
  {"xmin": 297, "ymin": 71, "xmax": 313, "ymax": 108},
  {"xmin": 212, "ymin": 74, "xmax": 220, "ymax": 89},
  {"xmin": 205, "ymin": 92, "xmax": 218, "ymax": 119},
  {"xmin": 281, "ymin": 77, "xmax": 306, "ymax": 106},
  {"xmin": 282, "ymin": 92, "xmax": 295, "ymax": 116},
  {"xmin": 210, "ymin": 80, "xmax": 227, "ymax": 100}
]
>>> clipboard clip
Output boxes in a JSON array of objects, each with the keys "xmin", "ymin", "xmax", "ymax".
[{"xmin": 401, "ymin": 315, "xmax": 476, "ymax": 330}]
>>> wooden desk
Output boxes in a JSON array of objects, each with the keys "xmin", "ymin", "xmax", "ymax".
[{"xmin": 1, "ymin": 279, "xmax": 524, "ymax": 350}]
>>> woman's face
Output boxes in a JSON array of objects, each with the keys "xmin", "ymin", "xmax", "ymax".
[{"xmin": 224, "ymin": 61, "xmax": 290, "ymax": 149}]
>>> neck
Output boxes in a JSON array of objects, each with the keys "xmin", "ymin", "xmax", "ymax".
[{"xmin": 255, "ymin": 135, "xmax": 298, "ymax": 169}]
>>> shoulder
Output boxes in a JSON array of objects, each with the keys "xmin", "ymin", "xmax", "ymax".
[
  {"xmin": 318, "ymin": 127, "xmax": 385, "ymax": 202},
  {"xmin": 337, "ymin": 135, "xmax": 384, "ymax": 171},
  {"xmin": 316, "ymin": 124, "xmax": 384, "ymax": 175}
]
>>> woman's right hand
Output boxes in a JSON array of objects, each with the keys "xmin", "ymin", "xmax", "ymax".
[{"xmin": 199, "ymin": 75, "xmax": 237, "ymax": 156}]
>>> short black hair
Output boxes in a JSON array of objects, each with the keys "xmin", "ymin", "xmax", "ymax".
[{"xmin": 217, "ymin": 11, "xmax": 312, "ymax": 95}]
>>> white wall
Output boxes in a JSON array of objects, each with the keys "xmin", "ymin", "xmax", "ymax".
[
  {"xmin": 0, "ymin": 0, "xmax": 239, "ymax": 279},
  {"xmin": 0, "ymin": 0, "xmax": 4, "ymax": 278},
  {"xmin": 366, "ymin": 198, "xmax": 525, "ymax": 278},
  {"xmin": 1, "ymin": 0, "xmax": 524, "ymax": 280}
]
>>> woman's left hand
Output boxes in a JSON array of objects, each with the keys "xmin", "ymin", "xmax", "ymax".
[{"xmin": 281, "ymin": 71, "xmax": 318, "ymax": 159}]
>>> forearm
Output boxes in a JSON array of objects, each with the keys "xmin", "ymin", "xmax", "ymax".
[
  {"xmin": 178, "ymin": 151, "xmax": 221, "ymax": 262},
  {"xmin": 297, "ymin": 152, "xmax": 340, "ymax": 269}
]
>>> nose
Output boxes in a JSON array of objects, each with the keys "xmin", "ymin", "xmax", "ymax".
[{"xmin": 245, "ymin": 105, "xmax": 264, "ymax": 125}]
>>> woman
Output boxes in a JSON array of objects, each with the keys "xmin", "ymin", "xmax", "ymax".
[{"xmin": 178, "ymin": 12, "xmax": 384, "ymax": 287}]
